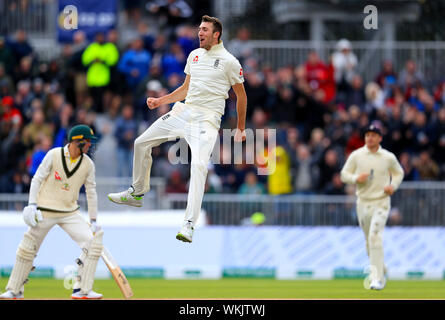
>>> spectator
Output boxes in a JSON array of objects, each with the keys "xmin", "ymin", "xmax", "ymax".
[
  {"xmin": 21, "ymin": 108, "xmax": 53, "ymax": 148},
  {"xmin": 64, "ymin": 30, "xmax": 88, "ymax": 107},
  {"xmin": 238, "ymin": 171, "xmax": 266, "ymax": 195},
  {"xmin": 398, "ymin": 59, "xmax": 424, "ymax": 94},
  {"xmin": 244, "ymin": 71, "xmax": 268, "ymax": 119},
  {"xmin": 399, "ymin": 152, "xmax": 419, "ymax": 181},
  {"xmin": 176, "ymin": 24, "xmax": 199, "ymax": 58},
  {"xmin": 317, "ymin": 148, "xmax": 341, "ymax": 191},
  {"xmin": 14, "ymin": 56, "xmax": 34, "ymax": 85},
  {"xmin": 332, "ymin": 39, "xmax": 358, "ymax": 102},
  {"xmin": 267, "ymin": 145, "xmax": 292, "ymax": 195},
  {"xmin": 8, "ymin": 30, "xmax": 34, "ymax": 66},
  {"xmin": 303, "ymin": 51, "xmax": 335, "ymax": 103},
  {"xmin": 161, "ymin": 42, "xmax": 186, "ymax": 79},
  {"xmin": 82, "ymin": 32, "xmax": 119, "ymax": 112},
  {"xmin": 118, "ymin": 37, "xmax": 152, "ymax": 91},
  {"xmin": 293, "ymin": 144, "xmax": 317, "ymax": 194},
  {"xmin": 346, "ymin": 74, "xmax": 366, "ymax": 109},
  {"xmin": 29, "ymin": 134, "xmax": 52, "ymax": 176},
  {"xmin": 364, "ymin": 82, "xmax": 385, "ymax": 114},
  {"xmin": 114, "ymin": 104, "xmax": 138, "ymax": 177},
  {"xmin": 375, "ymin": 60, "xmax": 397, "ymax": 93},
  {"xmin": 1, "ymin": 96, "xmax": 22, "ymax": 126},
  {"xmin": 413, "ymin": 150, "xmax": 440, "ymax": 180},
  {"xmin": 0, "ymin": 36, "xmax": 15, "ymax": 74},
  {"xmin": 323, "ymin": 173, "xmax": 346, "ymax": 195},
  {"xmin": 227, "ymin": 27, "xmax": 254, "ymax": 64},
  {"xmin": 146, "ymin": 0, "xmax": 193, "ymax": 35},
  {"xmin": 137, "ymin": 21, "xmax": 156, "ymax": 55}
]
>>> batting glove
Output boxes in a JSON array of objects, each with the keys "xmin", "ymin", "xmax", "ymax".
[{"xmin": 23, "ymin": 204, "xmax": 43, "ymax": 228}]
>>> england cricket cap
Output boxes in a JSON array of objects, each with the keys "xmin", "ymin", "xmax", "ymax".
[
  {"xmin": 364, "ymin": 124, "xmax": 382, "ymax": 136},
  {"xmin": 68, "ymin": 124, "xmax": 97, "ymax": 141}
]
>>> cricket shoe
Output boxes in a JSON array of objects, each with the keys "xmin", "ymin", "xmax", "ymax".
[
  {"xmin": 71, "ymin": 289, "xmax": 103, "ymax": 300},
  {"xmin": 370, "ymin": 279, "xmax": 384, "ymax": 290},
  {"xmin": 176, "ymin": 221, "xmax": 194, "ymax": 243},
  {"xmin": 108, "ymin": 187, "xmax": 143, "ymax": 207},
  {"xmin": 0, "ymin": 290, "xmax": 24, "ymax": 299}
]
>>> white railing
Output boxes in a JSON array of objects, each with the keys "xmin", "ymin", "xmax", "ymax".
[
  {"xmin": 0, "ymin": 176, "xmax": 166, "ymax": 212},
  {"xmin": 2, "ymin": 181, "xmax": 443, "ymax": 226},
  {"xmin": 163, "ymin": 181, "xmax": 445, "ymax": 226},
  {"xmin": 248, "ymin": 40, "xmax": 445, "ymax": 85}
]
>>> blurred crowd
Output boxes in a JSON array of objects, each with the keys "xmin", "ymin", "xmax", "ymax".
[{"xmin": 0, "ymin": 2, "xmax": 444, "ymax": 197}]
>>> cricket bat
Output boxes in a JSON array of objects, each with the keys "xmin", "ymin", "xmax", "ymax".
[{"xmin": 101, "ymin": 246, "xmax": 134, "ymax": 299}]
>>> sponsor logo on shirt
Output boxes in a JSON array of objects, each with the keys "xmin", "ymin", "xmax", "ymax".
[
  {"xmin": 193, "ymin": 55, "xmax": 199, "ymax": 63},
  {"xmin": 55, "ymin": 171, "xmax": 61, "ymax": 181},
  {"xmin": 214, "ymin": 59, "xmax": 220, "ymax": 68},
  {"xmin": 62, "ymin": 183, "xmax": 70, "ymax": 191},
  {"xmin": 162, "ymin": 114, "xmax": 170, "ymax": 121}
]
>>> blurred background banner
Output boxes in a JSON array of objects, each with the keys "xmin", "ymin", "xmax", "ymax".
[{"xmin": 57, "ymin": 0, "xmax": 117, "ymax": 43}]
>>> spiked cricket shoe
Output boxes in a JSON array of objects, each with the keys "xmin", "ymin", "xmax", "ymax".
[
  {"xmin": 71, "ymin": 289, "xmax": 103, "ymax": 299},
  {"xmin": 0, "ymin": 290, "xmax": 24, "ymax": 299},
  {"xmin": 108, "ymin": 187, "xmax": 143, "ymax": 207},
  {"xmin": 176, "ymin": 221, "xmax": 194, "ymax": 243}
]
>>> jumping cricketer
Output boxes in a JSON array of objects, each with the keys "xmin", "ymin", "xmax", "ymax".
[
  {"xmin": 108, "ymin": 15, "xmax": 247, "ymax": 243},
  {"xmin": 340, "ymin": 124, "xmax": 404, "ymax": 290},
  {"xmin": 0, "ymin": 125, "xmax": 103, "ymax": 299}
]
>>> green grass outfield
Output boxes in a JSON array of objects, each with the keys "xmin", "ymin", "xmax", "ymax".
[{"xmin": 0, "ymin": 278, "xmax": 444, "ymax": 299}]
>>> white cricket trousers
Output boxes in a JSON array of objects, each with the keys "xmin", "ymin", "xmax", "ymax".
[
  {"xmin": 6, "ymin": 211, "xmax": 93, "ymax": 293},
  {"xmin": 132, "ymin": 102, "xmax": 219, "ymax": 225},
  {"xmin": 356, "ymin": 197, "xmax": 390, "ymax": 283}
]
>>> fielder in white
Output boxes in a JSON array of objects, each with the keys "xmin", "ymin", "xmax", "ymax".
[
  {"xmin": 0, "ymin": 125, "xmax": 103, "ymax": 299},
  {"xmin": 340, "ymin": 124, "xmax": 404, "ymax": 290},
  {"xmin": 108, "ymin": 15, "xmax": 247, "ymax": 243}
]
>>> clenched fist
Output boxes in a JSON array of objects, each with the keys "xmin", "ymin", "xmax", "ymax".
[{"xmin": 146, "ymin": 97, "xmax": 161, "ymax": 110}]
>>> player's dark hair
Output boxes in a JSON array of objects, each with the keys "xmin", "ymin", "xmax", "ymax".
[{"xmin": 201, "ymin": 15, "xmax": 222, "ymax": 42}]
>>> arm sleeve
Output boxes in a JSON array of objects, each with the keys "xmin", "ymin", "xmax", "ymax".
[
  {"xmin": 28, "ymin": 149, "xmax": 54, "ymax": 204},
  {"xmin": 227, "ymin": 59, "xmax": 244, "ymax": 86},
  {"xmin": 84, "ymin": 160, "xmax": 98, "ymax": 221},
  {"xmin": 389, "ymin": 154, "xmax": 404, "ymax": 191},
  {"xmin": 184, "ymin": 52, "xmax": 192, "ymax": 75},
  {"xmin": 340, "ymin": 152, "xmax": 359, "ymax": 185}
]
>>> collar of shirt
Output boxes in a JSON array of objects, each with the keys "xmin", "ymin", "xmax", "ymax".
[
  {"xmin": 64, "ymin": 144, "xmax": 80, "ymax": 164},
  {"xmin": 365, "ymin": 145, "xmax": 382, "ymax": 155},
  {"xmin": 207, "ymin": 41, "xmax": 224, "ymax": 53}
]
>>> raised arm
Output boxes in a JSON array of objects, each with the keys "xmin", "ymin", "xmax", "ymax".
[{"xmin": 146, "ymin": 74, "xmax": 190, "ymax": 109}]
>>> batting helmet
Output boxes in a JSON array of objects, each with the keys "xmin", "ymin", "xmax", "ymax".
[{"xmin": 68, "ymin": 124, "xmax": 97, "ymax": 142}]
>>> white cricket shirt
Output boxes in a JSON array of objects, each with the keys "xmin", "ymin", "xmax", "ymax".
[
  {"xmin": 29, "ymin": 145, "xmax": 98, "ymax": 220},
  {"xmin": 184, "ymin": 41, "xmax": 244, "ymax": 118},
  {"xmin": 340, "ymin": 145, "xmax": 404, "ymax": 201}
]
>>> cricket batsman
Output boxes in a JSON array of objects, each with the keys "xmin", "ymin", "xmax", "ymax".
[
  {"xmin": 108, "ymin": 15, "xmax": 247, "ymax": 243},
  {"xmin": 340, "ymin": 124, "xmax": 404, "ymax": 290},
  {"xmin": 0, "ymin": 124, "xmax": 103, "ymax": 299}
]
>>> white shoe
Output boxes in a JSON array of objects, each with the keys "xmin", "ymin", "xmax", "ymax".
[
  {"xmin": 176, "ymin": 221, "xmax": 194, "ymax": 243},
  {"xmin": 71, "ymin": 289, "xmax": 103, "ymax": 300},
  {"xmin": 108, "ymin": 187, "xmax": 143, "ymax": 207},
  {"xmin": 0, "ymin": 290, "xmax": 24, "ymax": 299},
  {"xmin": 370, "ymin": 279, "xmax": 384, "ymax": 290}
]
